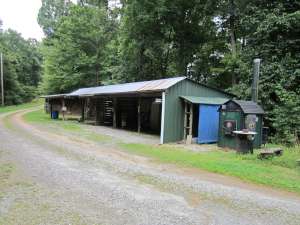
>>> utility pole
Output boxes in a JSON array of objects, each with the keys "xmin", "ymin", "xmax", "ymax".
[{"xmin": 0, "ymin": 52, "xmax": 4, "ymax": 106}]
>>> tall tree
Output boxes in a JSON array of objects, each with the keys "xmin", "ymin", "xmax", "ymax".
[
  {"xmin": 42, "ymin": 5, "xmax": 114, "ymax": 93},
  {"xmin": 0, "ymin": 28, "xmax": 42, "ymax": 104},
  {"xmin": 226, "ymin": 0, "xmax": 300, "ymax": 144},
  {"xmin": 118, "ymin": 0, "xmax": 216, "ymax": 81},
  {"xmin": 38, "ymin": 0, "xmax": 72, "ymax": 37},
  {"xmin": 77, "ymin": 0, "xmax": 108, "ymax": 8}
]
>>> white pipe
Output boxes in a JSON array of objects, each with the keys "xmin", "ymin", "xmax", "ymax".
[{"xmin": 160, "ymin": 92, "xmax": 166, "ymax": 144}]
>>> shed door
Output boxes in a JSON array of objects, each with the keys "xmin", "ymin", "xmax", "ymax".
[{"xmin": 198, "ymin": 104, "xmax": 220, "ymax": 144}]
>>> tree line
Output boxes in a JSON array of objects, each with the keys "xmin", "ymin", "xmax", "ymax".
[
  {"xmin": 0, "ymin": 0, "xmax": 299, "ymax": 144},
  {"xmin": 0, "ymin": 20, "xmax": 42, "ymax": 105}
]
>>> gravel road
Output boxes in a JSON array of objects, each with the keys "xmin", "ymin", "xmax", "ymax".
[{"xmin": 0, "ymin": 108, "xmax": 300, "ymax": 225}]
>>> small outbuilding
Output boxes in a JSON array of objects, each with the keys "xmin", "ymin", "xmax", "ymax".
[
  {"xmin": 218, "ymin": 100, "xmax": 265, "ymax": 149},
  {"xmin": 43, "ymin": 77, "xmax": 234, "ymax": 144}
]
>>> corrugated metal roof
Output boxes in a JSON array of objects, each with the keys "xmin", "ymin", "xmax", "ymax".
[
  {"xmin": 232, "ymin": 100, "xmax": 265, "ymax": 114},
  {"xmin": 68, "ymin": 77, "xmax": 186, "ymax": 97},
  {"xmin": 40, "ymin": 94, "xmax": 67, "ymax": 99},
  {"xmin": 180, "ymin": 96, "xmax": 229, "ymax": 105}
]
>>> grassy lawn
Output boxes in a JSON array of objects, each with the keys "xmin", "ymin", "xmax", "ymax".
[
  {"xmin": 4, "ymin": 101, "xmax": 300, "ymax": 194},
  {"xmin": 23, "ymin": 109, "xmax": 111, "ymax": 142},
  {"xmin": 24, "ymin": 109, "xmax": 82, "ymax": 132},
  {"xmin": 120, "ymin": 143, "xmax": 300, "ymax": 194},
  {"xmin": 0, "ymin": 99, "xmax": 43, "ymax": 114}
]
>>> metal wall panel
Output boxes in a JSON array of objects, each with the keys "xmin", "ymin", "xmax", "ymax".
[{"xmin": 163, "ymin": 80, "xmax": 231, "ymax": 143}]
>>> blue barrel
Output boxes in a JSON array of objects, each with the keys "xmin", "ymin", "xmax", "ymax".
[{"xmin": 51, "ymin": 111, "xmax": 59, "ymax": 119}]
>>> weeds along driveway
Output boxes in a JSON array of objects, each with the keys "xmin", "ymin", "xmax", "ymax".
[{"xmin": 0, "ymin": 108, "xmax": 300, "ymax": 225}]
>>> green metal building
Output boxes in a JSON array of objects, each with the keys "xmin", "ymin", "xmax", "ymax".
[
  {"xmin": 43, "ymin": 77, "xmax": 234, "ymax": 144},
  {"xmin": 162, "ymin": 79, "xmax": 233, "ymax": 143}
]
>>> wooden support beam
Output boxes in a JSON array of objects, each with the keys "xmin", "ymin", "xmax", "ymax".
[
  {"xmin": 184, "ymin": 102, "xmax": 193, "ymax": 145},
  {"xmin": 137, "ymin": 97, "xmax": 141, "ymax": 133},
  {"xmin": 50, "ymin": 103, "xmax": 53, "ymax": 119},
  {"xmin": 81, "ymin": 99, "xmax": 85, "ymax": 122},
  {"xmin": 62, "ymin": 98, "xmax": 66, "ymax": 121},
  {"xmin": 84, "ymin": 98, "xmax": 90, "ymax": 121},
  {"xmin": 113, "ymin": 97, "xmax": 117, "ymax": 128},
  {"xmin": 189, "ymin": 103, "xmax": 193, "ymax": 136},
  {"xmin": 183, "ymin": 101, "xmax": 187, "ymax": 140}
]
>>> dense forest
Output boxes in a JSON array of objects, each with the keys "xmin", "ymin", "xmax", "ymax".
[
  {"xmin": 0, "ymin": 0, "xmax": 299, "ymax": 144},
  {"xmin": 0, "ymin": 20, "xmax": 42, "ymax": 104}
]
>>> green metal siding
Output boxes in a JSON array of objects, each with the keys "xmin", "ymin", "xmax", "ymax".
[
  {"xmin": 218, "ymin": 111, "xmax": 243, "ymax": 149},
  {"xmin": 163, "ymin": 80, "xmax": 231, "ymax": 143},
  {"xmin": 218, "ymin": 112, "xmax": 263, "ymax": 149},
  {"xmin": 253, "ymin": 115, "xmax": 263, "ymax": 148}
]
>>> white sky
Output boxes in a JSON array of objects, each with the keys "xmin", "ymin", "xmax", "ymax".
[
  {"xmin": 0, "ymin": 0, "xmax": 45, "ymax": 40},
  {"xmin": 0, "ymin": 0, "xmax": 121, "ymax": 41}
]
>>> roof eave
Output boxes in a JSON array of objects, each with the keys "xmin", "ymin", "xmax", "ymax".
[{"xmin": 75, "ymin": 89, "xmax": 165, "ymax": 97}]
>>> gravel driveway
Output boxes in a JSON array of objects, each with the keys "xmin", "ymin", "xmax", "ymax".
[{"xmin": 0, "ymin": 108, "xmax": 300, "ymax": 225}]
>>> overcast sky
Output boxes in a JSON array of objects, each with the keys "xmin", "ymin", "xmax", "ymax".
[
  {"xmin": 0, "ymin": 0, "xmax": 45, "ymax": 40},
  {"xmin": 0, "ymin": 0, "xmax": 121, "ymax": 41}
]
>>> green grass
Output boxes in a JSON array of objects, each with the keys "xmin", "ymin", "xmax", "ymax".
[
  {"xmin": 24, "ymin": 109, "xmax": 82, "ymax": 132},
  {"xmin": 23, "ymin": 109, "xmax": 111, "ymax": 142},
  {"xmin": 7, "ymin": 102, "xmax": 300, "ymax": 194},
  {"xmin": 0, "ymin": 99, "xmax": 43, "ymax": 114},
  {"xmin": 120, "ymin": 143, "xmax": 300, "ymax": 193}
]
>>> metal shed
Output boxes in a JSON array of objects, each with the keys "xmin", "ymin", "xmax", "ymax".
[
  {"xmin": 218, "ymin": 100, "xmax": 265, "ymax": 149},
  {"xmin": 43, "ymin": 77, "xmax": 234, "ymax": 144}
]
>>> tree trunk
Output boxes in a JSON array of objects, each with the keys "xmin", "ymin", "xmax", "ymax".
[
  {"xmin": 95, "ymin": 64, "xmax": 100, "ymax": 86},
  {"xmin": 229, "ymin": 0, "xmax": 237, "ymax": 85},
  {"xmin": 161, "ymin": 29, "xmax": 172, "ymax": 78},
  {"xmin": 178, "ymin": 39, "xmax": 188, "ymax": 76},
  {"xmin": 138, "ymin": 38, "xmax": 145, "ymax": 80}
]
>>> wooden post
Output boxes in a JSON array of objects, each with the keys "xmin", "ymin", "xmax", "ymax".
[
  {"xmin": 81, "ymin": 99, "xmax": 85, "ymax": 122},
  {"xmin": 188, "ymin": 103, "xmax": 193, "ymax": 140},
  {"xmin": 183, "ymin": 101, "xmax": 187, "ymax": 140},
  {"xmin": 184, "ymin": 102, "xmax": 193, "ymax": 144},
  {"xmin": 84, "ymin": 97, "xmax": 90, "ymax": 121},
  {"xmin": 113, "ymin": 97, "xmax": 117, "ymax": 128},
  {"xmin": 137, "ymin": 97, "xmax": 141, "ymax": 133},
  {"xmin": 62, "ymin": 98, "xmax": 66, "ymax": 121},
  {"xmin": 95, "ymin": 98, "xmax": 101, "ymax": 125},
  {"xmin": 50, "ymin": 101, "xmax": 53, "ymax": 119}
]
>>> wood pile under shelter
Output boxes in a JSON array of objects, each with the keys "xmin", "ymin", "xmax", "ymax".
[{"xmin": 42, "ymin": 77, "xmax": 234, "ymax": 144}]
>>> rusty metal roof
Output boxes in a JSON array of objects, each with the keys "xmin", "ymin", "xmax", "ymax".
[
  {"xmin": 68, "ymin": 77, "xmax": 186, "ymax": 97},
  {"xmin": 42, "ymin": 76, "xmax": 234, "ymax": 99},
  {"xmin": 40, "ymin": 94, "xmax": 67, "ymax": 99}
]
